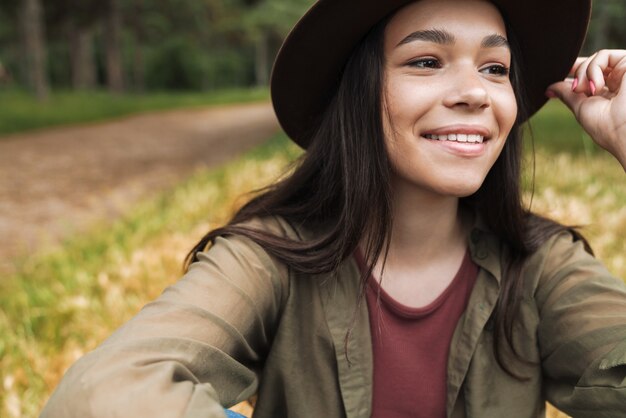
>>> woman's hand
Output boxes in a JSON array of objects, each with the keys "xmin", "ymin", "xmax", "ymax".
[{"xmin": 547, "ymin": 49, "xmax": 626, "ymax": 170}]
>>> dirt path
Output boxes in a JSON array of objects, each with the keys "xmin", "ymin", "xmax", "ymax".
[{"xmin": 0, "ymin": 102, "xmax": 279, "ymax": 272}]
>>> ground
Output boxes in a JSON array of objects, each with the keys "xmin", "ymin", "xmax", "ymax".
[{"xmin": 0, "ymin": 102, "xmax": 279, "ymax": 272}]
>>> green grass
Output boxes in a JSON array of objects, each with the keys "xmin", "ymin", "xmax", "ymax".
[
  {"xmin": 525, "ymin": 100, "xmax": 602, "ymax": 156},
  {"xmin": 0, "ymin": 87, "xmax": 269, "ymax": 136}
]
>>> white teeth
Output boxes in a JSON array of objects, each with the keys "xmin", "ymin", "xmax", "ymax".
[{"xmin": 424, "ymin": 133, "xmax": 484, "ymax": 143}]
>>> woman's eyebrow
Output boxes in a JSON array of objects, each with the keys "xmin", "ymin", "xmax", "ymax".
[
  {"xmin": 481, "ymin": 34, "xmax": 510, "ymax": 50},
  {"xmin": 397, "ymin": 29, "xmax": 510, "ymax": 51},
  {"xmin": 397, "ymin": 29, "xmax": 454, "ymax": 47}
]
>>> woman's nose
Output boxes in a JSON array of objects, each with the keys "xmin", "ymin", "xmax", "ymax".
[{"xmin": 442, "ymin": 69, "xmax": 490, "ymax": 111}]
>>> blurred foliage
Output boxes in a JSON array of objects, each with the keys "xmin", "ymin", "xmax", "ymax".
[
  {"xmin": 582, "ymin": 0, "xmax": 626, "ymax": 54},
  {"xmin": 144, "ymin": 37, "xmax": 208, "ymax": 90},
  {"xmin": 0, "ymin": 0, "xmax": 621, "ymax": 95},
  {"xmin": 525, "ymin": 100, "xmax": 602, "ymax": 156},
  {"xmin": 0, "ymin": 0, "xmax": 314, "ymax": 92}
]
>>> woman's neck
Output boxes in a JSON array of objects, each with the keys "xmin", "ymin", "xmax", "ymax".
[
  {"xmin": 373, "ymin": 178, "xmax": 471, "ymax": 272},
  {"xmin": 392, "ymin": 193, "xmax": 464, "ymax": 257},
  {"xmin": 362, "ymin": 181, "xmax": 473, "ymax": 308}
]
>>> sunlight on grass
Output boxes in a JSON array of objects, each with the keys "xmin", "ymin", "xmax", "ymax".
[
  {"xmin": 0, "ymin": 133, "xmax": 300, "ymax": 417},
  {"xmin": 524, "ymin": 151, "xmax": 626, "ymax": 277}
]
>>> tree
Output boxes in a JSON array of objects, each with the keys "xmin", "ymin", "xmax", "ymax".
[
  {"xmin": 126, "ymin": 0, "xmax": 146, "ymax": 91},
  {"xmin": 104, "ymin": 0, "xmax": 124, "ymax": 92},
  {"xmin": 20, "ymin": 0, "xmax": 49, "ymax": 100},
  {"xmin": 236, "ymin": 0, "xmax": 313, "ymax": 86},
  {"xmin": 45, "ymin": 0, "xmax": 106, "ymax": 90},
  {"xmin": 7, "ymin": 0, "xmax": 317, "ymax": 92},
  {"xmin": 69, "ymin": 24, "xmax": 96, "ymax": 89}
]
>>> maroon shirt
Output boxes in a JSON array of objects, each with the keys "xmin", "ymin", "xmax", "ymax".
[{"xmin": 357, "ymin": 251, "xmax": 478, "ymax": 418}]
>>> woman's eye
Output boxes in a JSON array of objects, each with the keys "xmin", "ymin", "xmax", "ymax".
[
  {"xmin": 407, "ymin": 58, "xmax": 441, "ymax": 69},
  {"xmin": 481, "ymin": 64, "xmax": 510, "ymax": 76}
]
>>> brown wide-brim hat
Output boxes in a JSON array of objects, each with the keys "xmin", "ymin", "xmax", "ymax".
[{"xmin": 271, "ymin": 0, "xmax": 592, "ymax": 148}]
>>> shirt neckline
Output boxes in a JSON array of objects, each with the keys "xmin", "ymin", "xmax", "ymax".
[{"xmin": 356, "ymin": 249, "xmax": 471, "ymax": 319}]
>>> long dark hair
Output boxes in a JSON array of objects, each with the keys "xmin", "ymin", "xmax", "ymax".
[{"xmin": 185, "ymin": 14, "xmax": 590, "ymax": 378}]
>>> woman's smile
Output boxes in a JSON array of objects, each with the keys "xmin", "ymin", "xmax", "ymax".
[
  {"xmin": 382, "ymin": 0, "xmax": 517, "ymax": 198},
  {"xmin": 421, "ymin": 124, "xmax": 493, "ymax": 157}
]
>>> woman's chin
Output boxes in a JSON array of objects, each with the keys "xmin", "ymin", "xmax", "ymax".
[
  {"xmin": 438, "ymin": 178, "xmax": 484, "ymax": 198},
  {"xmin": 445, "ymin": 185, "xmax": 482, "ymax": 198},
  {"xmin": 391, "ymin": 166, "xmax": 489, "ymax": 199}
]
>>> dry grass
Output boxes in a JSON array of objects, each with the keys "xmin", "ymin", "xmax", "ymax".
[
  {"xmin": 0, "ymin": 134, "xmax": 300, "ymax": 417},
  {"xmin": 1, "ymin": 126, "xmax": 624, "ymax": 417},
  {"xmin": 524, "ymin": 151, "xmax": 626, "ymax": 280}
]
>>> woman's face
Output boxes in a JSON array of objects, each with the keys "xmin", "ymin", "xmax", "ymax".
[{"xmin": 383, "ymin": 0, "xmax": 517, "ymax": 198}]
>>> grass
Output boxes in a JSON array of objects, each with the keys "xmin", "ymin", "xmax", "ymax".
[
  {"xmin": 0, "ymin": 133, "xmax": 301, "ymax": 417},
  {"xmin": 524, "ymin": 102, "xmax": 626, "ymax": 278},
  {"xmin": 1, "ymin": 101, "xmax": 624, "ymax": 417},
  {"xmin": 0, "ymin": 87, "xmax": 269, "ymax": 136},
  {"xmin": 525, "ymin": 100, "xmax": 603, "ymax": 156}
]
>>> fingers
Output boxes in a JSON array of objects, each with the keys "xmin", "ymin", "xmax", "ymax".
[
  {"xmin": 568, "ymin": 56, "xmax": 592, "ymax": 78},
  {"xmin": 546, "ymin": 80, "xmax": 585, "ymax": 115},
  {"xmin": 606, "ymin": 56, "xmax": 626, "ymax": 92},
  {"xmin": 569, "ymin": 57, "xmax": 588, "ymax": 73},
  {"xmin": 571, "ymin": 50, "xmax": 626, "ymax": 95}
]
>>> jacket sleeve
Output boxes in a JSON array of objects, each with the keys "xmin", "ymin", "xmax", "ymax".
[
  {"xmin": 535, "ymin": 232, "xmax": 626, "ymax": 417},
  {"xmin": 40, "ymin": 231, "xmax": 288, "ymax": 418}
]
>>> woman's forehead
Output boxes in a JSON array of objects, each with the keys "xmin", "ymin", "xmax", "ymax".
[{"xmin": 385, "ymin": 0, "xmax": 507, "ymax": 46}]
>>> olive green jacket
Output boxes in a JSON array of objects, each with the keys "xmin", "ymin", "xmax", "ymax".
[{"xmin": 41, "ymin": 217, "xmax": 626, "ymax": 418}]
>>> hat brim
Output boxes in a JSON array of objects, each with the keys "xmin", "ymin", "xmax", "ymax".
[{"xmin": 271, "ymin": 0, "xmax": 591, "ymax": 148}]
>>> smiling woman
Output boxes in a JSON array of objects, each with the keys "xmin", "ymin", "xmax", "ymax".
[
  {"xmin": 41, "ymin": 0, "xmax": 626, "ymax": 417},
  {"xmin": 382, "ymin": 0, "xmax": 517, "ymax": 199}
]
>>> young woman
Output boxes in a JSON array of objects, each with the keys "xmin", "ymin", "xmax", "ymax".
[{"xmin": 42, "ymin": 0, "xmax": 626, "ymax": 417}]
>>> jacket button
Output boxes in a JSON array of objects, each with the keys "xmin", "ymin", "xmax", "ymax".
[{"xmin": 477, "ymin": 249, "xmax": 488, "ymax": 259}]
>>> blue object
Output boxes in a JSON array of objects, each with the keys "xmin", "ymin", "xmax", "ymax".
[{"xmin": 225, "ymin": 410, "xmax": 247, "ymax": 418}]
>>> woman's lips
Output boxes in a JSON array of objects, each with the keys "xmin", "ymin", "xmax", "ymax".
[
  {"xmin": 423, "ymin": 133, "xmax": 484, "ymax": 143},
  {"xmin": 421, "ymin": 125, "xmax": 492, "ymax": 143},
  {"xmin": 421, "ymin": 132, "xmax": 490, "ymax": 157}
]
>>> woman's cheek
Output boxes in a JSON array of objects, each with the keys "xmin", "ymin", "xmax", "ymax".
[{"xmin": 493, "ymin": 85, "xmax": 518, "ymax": 135}]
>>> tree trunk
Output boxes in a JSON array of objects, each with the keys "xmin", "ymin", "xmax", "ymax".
[
  {"xmin": 132, "ymin": 39, "xmax": 145, "ymax": 92},
  {"xmin": 69, "ymin": 23, "xmax": 96, "ymax": 90},
  {"xmin": 104, "ymin": 0, "xmax": 124, "ymax": 93},
  {"xmin": 255, "ymin": 31, "xmax": 270, "ymax": 86},
  {"xmin": 20, "ymin": 0, "xmax": 49, "ymax": 101},
  {"xmin": 130, "ymin": 0, "xmax": 145, "ymax": 92}
]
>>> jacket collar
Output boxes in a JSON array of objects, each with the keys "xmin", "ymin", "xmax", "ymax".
[
  {"xmin": 316, "ymin": 259, "xmax": 373, "ymax": 418},
  {"xmin": 448, "ymin": 215, "xmax": 503, "ymax": 416},
  {"xmin": 299, "ymin": 214, "xmax": 505, "ymax": 417},
  {"xmin": 468, "ymin": 215, "xmax": 503, "ymax": 284}
]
